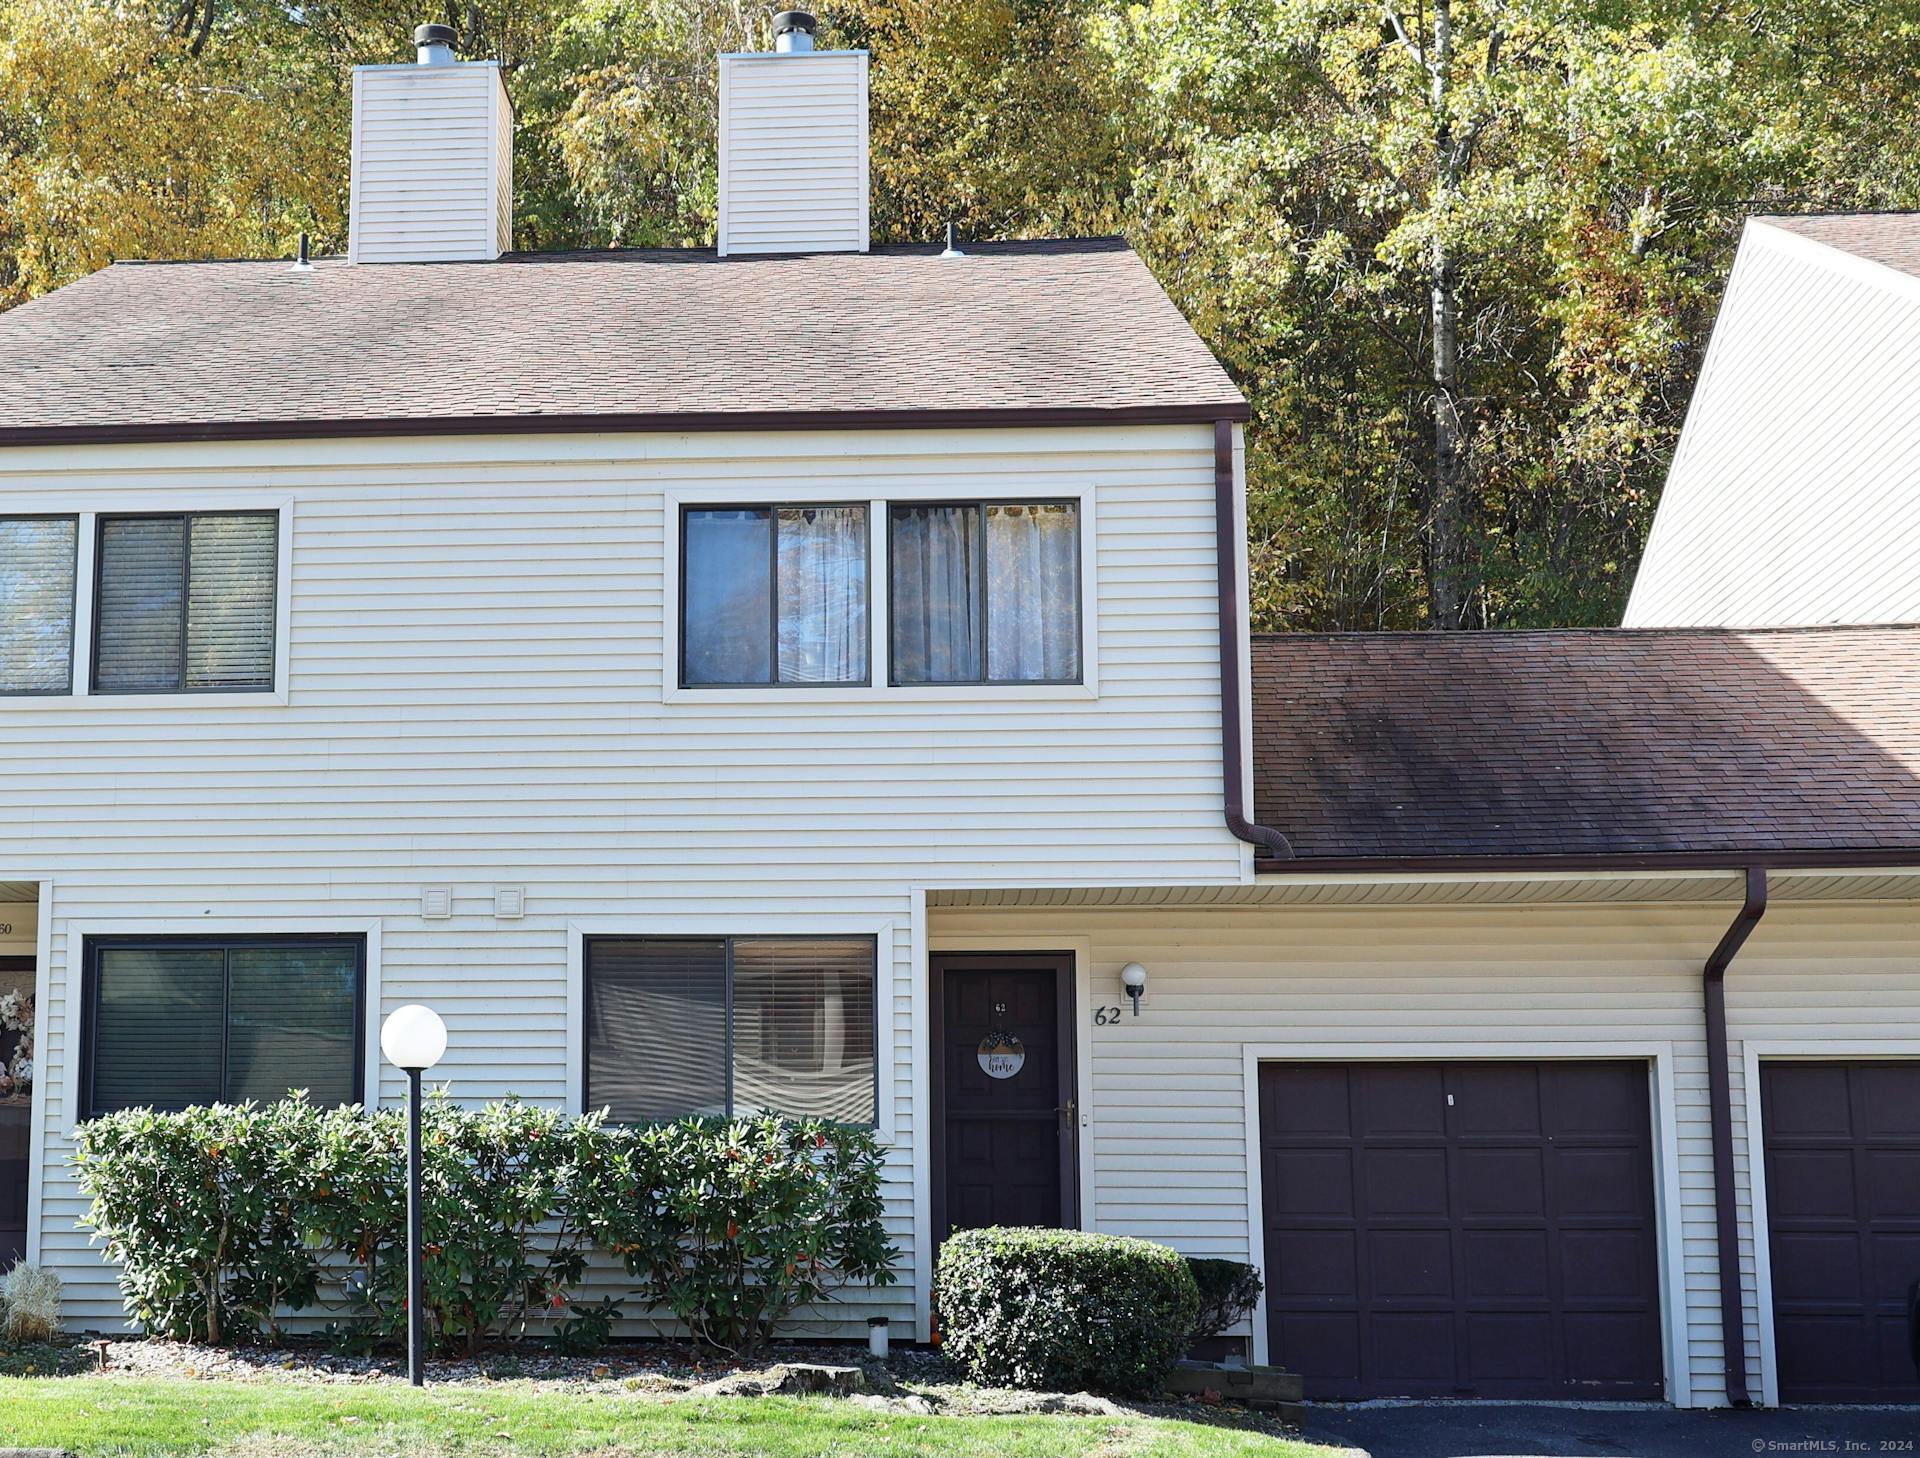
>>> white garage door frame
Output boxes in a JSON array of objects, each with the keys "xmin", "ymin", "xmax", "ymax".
[
  {"xmin": 1740, "ymin": 1038, "xmax": 1920, "ymax": 1409},
  {"xmin": 1242, "ymin": 1040, "xmax": 1692, "ymax": 1408}
]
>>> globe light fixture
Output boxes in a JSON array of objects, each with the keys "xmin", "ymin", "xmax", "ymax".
[
  {"xmin": 381, "ymin": 1003, "xmax": 447, "ymax": 1386},
  {"xmin": 1120, "ymin": 962, "xmax": 1148, "ymax": 1017}
]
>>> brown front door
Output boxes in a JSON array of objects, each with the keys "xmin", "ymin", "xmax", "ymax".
[
  {"xmin": 0, "ymin": 956, "xmax": 30, "ymax": 1270},
  {"xmin": 932, "ymin": 953, "xmax": 1078, "ymax": 1245},
  {"xmin": 1261, "ymin": 1059, "xmax": 1664, "ymax": 1400},
  {"xmin": 1762, "ymin": 1059, "xmax": 1920, "ymax": 1403}
]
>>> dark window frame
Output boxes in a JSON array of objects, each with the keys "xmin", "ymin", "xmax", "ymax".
[
  {"xmin": 581, "ymin": 932, "xmax": 880, "ymax": 1125},
  {"xmin": 886, "ymin": 498, "xmax": 1084, "ymax": 687},
  {"xmin": 79, "ymin": 932, "xmax": 366, "ymax": 1120},
  {"xmin": 678, "ymin": 503, "xmax": 873, "ymax": 689},
  {"xmin": 0, "ymin": 512, "xmax": 79, "ymax": 697},
  {"xmin": 90, "ymin": 510, "xmax": 280, "ymax": 695}
]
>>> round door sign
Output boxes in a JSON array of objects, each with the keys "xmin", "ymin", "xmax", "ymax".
[{"xmin": 977, "ymin": 1033, "xmax": 1026, "ymax": 1080}]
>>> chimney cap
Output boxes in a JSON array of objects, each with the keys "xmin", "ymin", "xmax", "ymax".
[
  {"xmin": 413, "ymin": 22, "xmax": 457, "ymax": 46},
  {"xmin": 772, "ymin": 10, "xmax": 816, "ymax": 36}
]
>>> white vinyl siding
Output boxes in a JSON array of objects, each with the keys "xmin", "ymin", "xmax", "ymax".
[
  {"xmin": 4, "ymin": 422, "xmax": 1241, "ymax": 1336},
  {"xmin": 1626, "ymin": 221, "xmax": 1920, "ymax": 627},
  {"xmin": 928, "ymin": 895, "xmax": 1920, "ymax": 1408},
  {"xmin": 349, "ymin": 63, "xmax": 511, "ymax": 264},
  {"xmin": 718, "ymin": 52, "xmax": 868, "ymax": 256}
]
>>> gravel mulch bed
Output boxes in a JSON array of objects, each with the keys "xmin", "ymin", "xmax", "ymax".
[{"xmin": 2, "ymin": 1336, "xmax": 1295, "ymax": 1435}]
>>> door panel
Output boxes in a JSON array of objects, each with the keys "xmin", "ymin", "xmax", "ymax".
[
  {"xmin": 1762, "ymin": 1059, "xmax": 1920, "ymax": 1403},
  {"xmin": 1260, "ymin": 1059, "xmax": 1664, "ymax": 1400}
]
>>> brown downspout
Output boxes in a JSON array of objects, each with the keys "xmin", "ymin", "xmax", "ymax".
[
  {"xmin": 1704, "ymin": 864, "xmax": 1767, "ymax": 1406},
  {"xmin": 1214, "ymin": 419, "xmax": 1293, "ymax": 859}
]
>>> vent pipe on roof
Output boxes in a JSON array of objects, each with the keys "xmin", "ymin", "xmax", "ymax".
[
  {"xmin": 415, "ymin": 22, "xmax": 457, "ymax": 64},
  {"xmin": 773, "ymin": 10, "xmax": 817, "ymax": 52}
]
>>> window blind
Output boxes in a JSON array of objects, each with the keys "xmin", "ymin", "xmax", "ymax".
[
  {"xmin": 586, "ymin": 939, "xmax": 729, "ymax": 1121},
  {"xmin": 94, "ymin": 517, "xmax": 186, "ymax": 692},
  {"xmin": 732, "ymin": 939, "xmax": 876, "ymax": 1122},
  {"xmin": 94, "ymin": 513, "xmax": 276, "ymax": 693},
  {"xmin": 186, "ymin": 514, "xmax": 277, "ymax": 689},
  {"xmin": 0, "ymin": 516, "xmax": 76, "ymax": 693}
]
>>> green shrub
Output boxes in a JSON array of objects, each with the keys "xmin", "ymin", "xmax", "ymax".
[
  {"xmin": 935, "ymin": 1227, "xmax": 1199, "ymax": 1396},
  {"xmin": 73, "ymin": 1098, "xmax": 896, "ymax": 1356},
  {"xmin": 1186, "ymin": 1257, "xmax": 1263, "ymax": 1341},
  {"xmin": 589, "ymin": 1115, "xmax": 896, "ymax": 1356},
  {"xmin": 73, "ymin": 1098, "xmax": 329, "ymax": 1343}
]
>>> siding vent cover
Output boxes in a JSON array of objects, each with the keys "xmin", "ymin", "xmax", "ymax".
[
  {"xmin": 493, "ymin": 886, "xmax": 525, "ymax": 920},
  {"xmin": 420, "ymin": 886, "xmax": 453, "ymax": 920}
]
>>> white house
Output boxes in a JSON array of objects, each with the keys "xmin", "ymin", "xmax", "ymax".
[
  {"xmin": 1627, "ymin": 214, "xmax": 1920, "ymax": 628},
  {"xmin": 2, "ymin": 16, "xmax": 1919, "ymax": 1411}
]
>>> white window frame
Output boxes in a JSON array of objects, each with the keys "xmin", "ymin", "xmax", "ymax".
[
  {"xmin": 0, "ymin": 495, "xmax": 293, "ymax": 708},
  {"xmin": 567, "ymin": 915, "xmax": 897, "ymax": 1141},
  {"xmin": 662, "ymin": 481, "xmax": 1099, "ymax": 704}
]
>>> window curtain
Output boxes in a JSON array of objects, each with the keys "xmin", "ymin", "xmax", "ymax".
[
  {"xmin": 777, "ymin": 506, "xmax": 867, "ymax": 682},
  {"xmin": 0, "ymin": 516, "xmax": 75, "ymax": 693},
  {"xmin": 986, "ymin": 503, "xmax": 1080, "ymax": 682},
  {"xmin": 891, "ymin": 504, "xmax": 981, "ymax": 682}
]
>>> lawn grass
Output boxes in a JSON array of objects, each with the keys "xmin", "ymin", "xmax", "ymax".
[{"xmin": 0, "ymin": 1376, "xmax": 1333, "ymax": 1458}]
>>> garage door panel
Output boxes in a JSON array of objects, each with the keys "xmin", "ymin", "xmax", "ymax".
[
  {"xmin": 1370, "ymin": 1312, "xmax": 1457, "ymax": 1387},
  {"xmin": 1464, "ymin": 1313, "xmax": 1554, "ymax": 1381},
  {"xmin": 1263, "ymin": 1059, "xmax": 1663, "ymax": 1401},
  {"xmin": 1266, "ymin": 1147, "xmax": 1353, "ymax": 1215},
  {"xmin": 1556, "ymin": 1146, "xmax": 1650, "ymax": 1216},
  {"xmin": 1762, "ymin": 1059, "xmax": 1920, "ymax": 1403},
  {"xmin": 1559, "ymin": 1229, "xmax": 1655, "ymax": 1301},
  {"xmin": 1270, "ymin": 1228, "xmax": 1357, "ymax": 1298},
  {"xmin": 1461, "ymin": 1229, "xmax": 1549, "ymax": 1299},
  {"xmin": 1767, "ymin": 1149, "xmax": 1861, "ymax": 1219},
  {"xmin": 1863, "ymin": 1150, "xmax": 1920, "ymax": 1216},
  {"xmin": 1369, "ymin": 1228, "xmax": 1454, "ymax": 1300},
  {"xmin": 1455, "ymin": 1147, "xmax": 1547, "ymax": 1217},
  {"xmin": 1358, "ymin": 1064, "xmax": 1446, "ymax": 1136},
  {"xmin": 1263, "ymin": 1064, "xmax": 1352, "ymax": 1137},
  {"xmin": 1365, "ymin": 1147, "xmax": 1450, "ymax": 1216}
]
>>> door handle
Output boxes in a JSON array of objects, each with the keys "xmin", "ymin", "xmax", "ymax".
[{"xmin": 1058, "ymin": 1099, "xmax": 1076, "ymax": 1123}]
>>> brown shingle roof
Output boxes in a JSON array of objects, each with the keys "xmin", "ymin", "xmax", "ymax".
[
  {"xmin": 1758, "ymin": 213, "xmax": 1920, "ymax": 280},
  {"xmin": 1252, "ymin": 626, "xmax": 1920, "ymax": 860},
  {"xmin": 0, "ymin": 239, "xmax": 1244, "ymax": 444}
]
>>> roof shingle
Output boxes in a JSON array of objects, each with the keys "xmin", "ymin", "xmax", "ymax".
[
  {"xmin": 1758, "ymin": 212, "xmax": 1920, "ymax": 281},
  {"xmin": 1252, "ymin": 626, "xmax": 1920, "ymax": 860},
  {"xmin": 0, "ymin": 239, "xmax": 1245, "ymax": 443}
]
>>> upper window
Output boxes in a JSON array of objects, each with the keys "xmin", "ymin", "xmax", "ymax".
[
  {"xmin": 890, "ymin": 501, "xmax": 1080, "ymax": 684},
  {"xmin": 681, "ymin": 506, "xmax": 869, "ymax": 686},
  {"xmin": 0, "ymin": 515, "xmax": 77, "ymax": 695},
  {"xmin": 83, "ymin": 934, "xmax": 363, "ymax": 1117},
  {"xmin": 94, "ymin": 512, "xmax": 277, "ymax": 693},
  {"xmin": 585, "ymin": 936, "xmax": 876, "ymax": 1124}
]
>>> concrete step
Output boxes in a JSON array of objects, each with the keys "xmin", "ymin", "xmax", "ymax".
[{"xmin": 1164, "ymin": 1361, "xmax": 1304, "ymax": 1404}]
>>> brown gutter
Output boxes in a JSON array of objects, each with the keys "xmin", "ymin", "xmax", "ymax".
[
  {"xmin": 0, "ymin": 400, "xmax": 1251, "ymax": 450},
  {"xmin": 1215, "ymin": 420, "xmax": 1292, "ymax": 860},
  {"xmin": 1253, "ymin": 847, "xmax": 1920, "ymax": 875},
  {"xmin": 1703, "ymin": 865, "xmax": 1767, "ymax": 1407}
]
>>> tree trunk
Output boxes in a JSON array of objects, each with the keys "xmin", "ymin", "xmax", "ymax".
[{"xmin": 1425, "ymin": 0, "xmax": 1467, "ymax": 630}]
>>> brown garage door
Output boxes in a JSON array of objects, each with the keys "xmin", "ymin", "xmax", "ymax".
[
  {"xmin": 1260, "ymin": 1060, "xmax": 1664, "ymax": 1400},
  {"xmin": 1762, "ymin": 1060, "xmax": 1920, "ymax": 1403}
]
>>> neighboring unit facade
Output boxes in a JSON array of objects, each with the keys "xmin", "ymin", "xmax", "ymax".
[
  {"xmin": 2, "ymin": 19, "xmax": 1918, "ymax": 1412},
  {"xmin": 1627, "ymin": 214, "xmax": 1920, "ymax": 628}
]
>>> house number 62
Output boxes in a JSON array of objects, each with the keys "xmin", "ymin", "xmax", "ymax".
[{"xmin": 1093, "ymin": 1006, "xmax": 1124, "ymax": 1025}]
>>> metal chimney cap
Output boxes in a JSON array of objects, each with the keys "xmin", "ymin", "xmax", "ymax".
[
  {"xmin": 414, "ymin": 22, "xmax": 457, "ymax": 46},
  {"xmin": 772, "ymin": 10, "xmax": 817, "ymax": 35}
]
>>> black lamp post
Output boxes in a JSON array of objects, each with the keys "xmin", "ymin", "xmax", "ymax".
[{"xmin": 380, "ymin": 1003, "xmax": 447, "ymax": 1387}]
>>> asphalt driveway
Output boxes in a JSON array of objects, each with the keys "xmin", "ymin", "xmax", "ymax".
[{"xmin": 1297, "ymin": 1401, "xmax": 1920, "ymax": 1458}]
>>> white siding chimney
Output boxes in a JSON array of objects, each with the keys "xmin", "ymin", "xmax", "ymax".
[
  {"xmin": 717, "ymin": 35, "xmax": 869, "ymax": 257},
  {"xmin": 349, "ymin": 32, "xmax": 512, "ymax": 265}
]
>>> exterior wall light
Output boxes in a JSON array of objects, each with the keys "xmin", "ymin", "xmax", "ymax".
[
  {"xmin": 1120, "ymin": 962, "xmax": 1148, "ymax": 1017},
  {"xmin": 380, "ymin": 1003, "xmax": 447, "ymax": 1386}
]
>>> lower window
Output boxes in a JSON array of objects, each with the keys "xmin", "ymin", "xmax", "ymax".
[
  {"xmin": 83, "ymin": 935, "xmax": 364, "ymax": 1116},
  {"xmin": 585, "ymin": 936, "xmax": 876, "ymax": 1124}
]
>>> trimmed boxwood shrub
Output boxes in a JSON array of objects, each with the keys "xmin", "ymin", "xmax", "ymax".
[
  {"xmin": 935, "ymin": 1227, "xmax": 1199, "ymax": 1396},
  {"xmin": 1187, "ymin": 1257, "xmax": 1263, "ymax": 1341}
]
